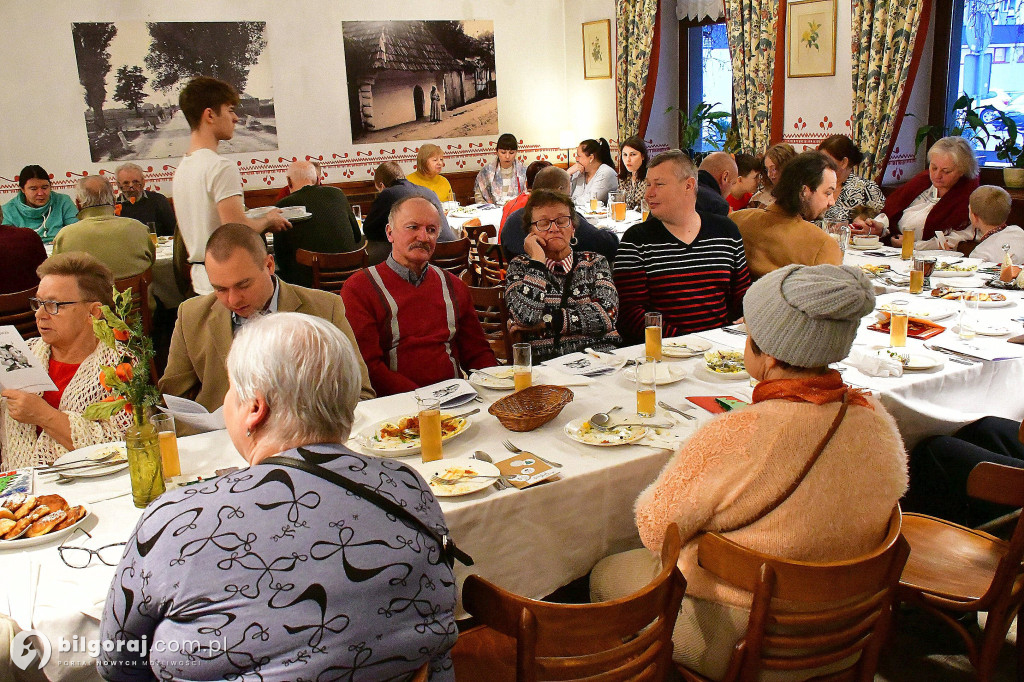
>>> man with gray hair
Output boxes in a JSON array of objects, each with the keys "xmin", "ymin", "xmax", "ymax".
[
  {"xmin": 114, "ymin": 162, "xmax": 177, "ymax": 237},
  {"xmin": 273, "ymin": 160, "xmax": 364, "ymax": 287},
  {"xmin": 51, "ymin": 175, "xmax": 155, "ymax": 280},
  {"xmin": 614, "ymin": 150, "xmax": 750, "ymax": 342}
]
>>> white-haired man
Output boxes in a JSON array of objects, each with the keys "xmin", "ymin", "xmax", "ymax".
[
  {"xmin": 114, "ymin": 162, "xmax": 177, "ymax": 237},
  {"xmin": 274, "ymin": 160, "xmax": 364, "ymax": 287},
  {"xmin": 51, "ymin": 176, "xmax": 155, "ymax": 280}
]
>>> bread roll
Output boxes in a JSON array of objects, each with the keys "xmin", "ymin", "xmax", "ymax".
[
  {"xmin": 0, "ymin": 508, "xmax": 13, "ymax": 521},
  {"xmin": 0, "ymin": 518, "xmax": 15, "ymax": 536},
  {"xmin": 13, "ymin": 496, "xmax": 38, "ymax": 520},
  {"xmin": 36, "ymin": 494, "xmax": 69, "ymax": 512},
  {"xmin": 54, "ymin": 505, "xmax": 87, "ymax": 531},
  {"xmin": 26, "ymin": 510, "xmax": 67, "ymax": 538}
]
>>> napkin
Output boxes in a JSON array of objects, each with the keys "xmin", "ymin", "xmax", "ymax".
[
  {"xmin": 415, "ymin": 379, "xmax": 478, "ymax": 408},
  {"xmin": 844, "ymin": 348, "xmax": 904, "ymax": 377}
]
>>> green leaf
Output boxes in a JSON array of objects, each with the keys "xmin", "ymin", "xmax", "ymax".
[
  {"xmin": 92, "ymin": 318, "xmax": 117, "ymax": 350},
  {"xmin": 83, "ymin": 398, "xmax": 127, "ymax": 421}
]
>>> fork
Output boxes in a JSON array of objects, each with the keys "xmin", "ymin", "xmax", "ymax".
[
  {"xmin": 658, "ymin": 401, "xmax": 696, "ymax": 421},
  {"xmin": 430, "ymin": 473, "xmax": 498, "ymax": 485},
  {"xmin": 502, "ymin": 439, "xmax": 562, "ymax": 468}
]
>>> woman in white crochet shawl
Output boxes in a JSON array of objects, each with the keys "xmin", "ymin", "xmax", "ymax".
[{"xmin": 1, "ymin": 252, "xmax": 132, "ymax": 469}]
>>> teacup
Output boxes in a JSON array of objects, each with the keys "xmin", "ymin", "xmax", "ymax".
[{"xmin": 853, "ymin": 235, "xmax": 880, "ymax": 247}]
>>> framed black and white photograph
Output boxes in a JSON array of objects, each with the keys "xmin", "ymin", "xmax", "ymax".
[
  {"xmin": 342, "ymin": 20, "xmax": 498, "ymax": 143},
  {"xmin": 72, "ymin": 21, "xmax": 278, "ymax": 162}
]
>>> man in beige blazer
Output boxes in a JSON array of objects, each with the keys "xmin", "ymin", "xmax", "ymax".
[{"xmin": 159, "ymin": 223, "xmax": 373, "ymax": 410}]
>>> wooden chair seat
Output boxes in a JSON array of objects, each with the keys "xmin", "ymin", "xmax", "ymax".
[
  {"xmin": 899, "ymin": 514, "xmax": 1007, "ymax": 601},
  {"xmin": 0, "ymin": 286, "xmax": 39, "ymax": 340}
]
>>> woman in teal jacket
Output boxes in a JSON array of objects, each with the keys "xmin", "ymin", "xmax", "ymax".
[{"xmin": 2, "ymin": 165, "xmax": 78, "ymax": 243}]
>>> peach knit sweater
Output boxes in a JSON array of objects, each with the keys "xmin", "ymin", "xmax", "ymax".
[{"xmin": 635, "ymin": 396, "xmax": 907, "ymax": 609}]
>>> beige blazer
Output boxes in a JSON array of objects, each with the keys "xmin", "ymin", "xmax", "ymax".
[{"xmin": 159, "ymin": 280, "xmax": 374, "ymax": 411}]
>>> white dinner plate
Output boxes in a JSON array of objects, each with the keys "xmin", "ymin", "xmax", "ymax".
[
  {"xmin": 449, "ymin": 206, "xmax": 483, "ymax": 218},
  {"xmin": 564, "ymin": 418, "xmax": 648, "ymax": 447},
  {"xmin": 407, "ymin": 457, "xmax": 501, "ymax": 497},
  {"xmin": 952, "ymin": 323, "xmax": 1013, "ymax": 337},
  {"xmin": 849, "ymin": 243, "xmax": 882, "ymax": 251},
  {"xmin": 875, "ymin": 348, "xmax": 944, "ymax": 371},
  {"xmin": 932, "ymin": 269, "xmax": 977, "ymax": 278},
  {"xmin": 623, "ymin": 363, "xmax": 687, "ymax": 385},
  {"xmin": 354, "ymin": 413, "xmax": 472, "ymax": 457},
  {"xmin": 469, "ymin": 367, "xmax": 515, "ymax": 390},
  {"xmin": 49, "ymin": 442, "xmax": 128, "ymax": 479},
  {"xmin": 0, "ymin": 506, "xmax": 92, "ymax": 550},
  {"xmin": 662, "ymin": 336, "xmax": 713, "ymax": 358},
  {"xmin": 284, "ymin": 211, "xmax": 312, "ymax": 222},
  {"xmin": 877, "ymin": 301, "xmax": 955, "ymax": 322}
]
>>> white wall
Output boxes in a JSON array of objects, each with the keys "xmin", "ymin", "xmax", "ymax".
[{"xmin": 0, "ymin": 0, "xmax": 616, "ymax": 200}]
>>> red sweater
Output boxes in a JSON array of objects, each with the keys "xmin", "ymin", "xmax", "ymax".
[
  {"xmin": 883, "ymin": 170, "xmax": 978, "ymax": 241},
  {"xmin": 0, "ymin": 224, "xmax": 46, "ymax": 294},
  {"xmin": 342, "ymin": 262, "xmax": 497, "ymax": 396}
]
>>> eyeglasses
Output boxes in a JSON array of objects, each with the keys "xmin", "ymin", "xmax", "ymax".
[
  {"xmin": 29, "ymin": 298, "xmax": 89, "ymax": 315},
  {"xmin": 119, "ymin": 180, "xmax": 144, "ymax": 187},
  {"xmin": 58, "ymin": 528, "xmax": 127, "ymax": 569},
  {"xmin": 530, "ymin": 215, "xmax": 572, "ymax": 231}
]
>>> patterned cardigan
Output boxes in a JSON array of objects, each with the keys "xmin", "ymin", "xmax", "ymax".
[
  {"xmin": 1, "ymin": 338, "xmax": 133, "ymax": 469},
  {"xmin": 504, "ymin": 251, "xmax": 620, "ymax": 362}
]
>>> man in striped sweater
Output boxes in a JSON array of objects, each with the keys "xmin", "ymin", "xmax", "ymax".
[
  {"xmin": 342, "ymin": 196, "xmax": 497, "ymax": 396},
  {"xmin": 614, "ymin": 150, "xmax": 751, "ymax": 343}
]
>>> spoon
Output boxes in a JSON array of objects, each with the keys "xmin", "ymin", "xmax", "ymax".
[
  {"xmin": 589, "ymin": 405, "xmax": 622, "ymax": 428},
  {"xmin": 472, "ymin": 451, "xmax": 510, "ymax": 490}
]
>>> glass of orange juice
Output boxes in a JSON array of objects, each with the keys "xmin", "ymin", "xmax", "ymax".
[
  {"xmin": 150, "ymin": 413, "xmax": 180, "ymax": 479},
  {"xmin": 417, "ymin": 396, "xmax": 443, "ymax": 463},
  {"xmin": 889, "ymin": 299, "xmax": 909, "ymax": 347},
  {"xmin": 609, "ymin": 191, "xmax": 627, "ymax": 222},
  {"xmin": 513, "ymin": 342, "xmax": 532, "ymax": 391},
  {"xmin": 641, "ymin": 199, "xmax": 650, "ymax": 222},
  {"xmin": 901, "ymin": 232, "xmax": 915, "ymax": 260},
  {"xmin": 644, "ymin": 312, "xmax": 662, "ymax": 361},
  {"xmin": 147, "ymin": 222, "xmax": 158, "ymax": 247},
  {"xmin": 635, "ymin": 356, "xmax": 657, "ymax": 417}
]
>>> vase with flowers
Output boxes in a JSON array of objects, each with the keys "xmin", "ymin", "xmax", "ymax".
[{"xmin": 83, "ymin": 287, "xmax": 163, "ymax": 507}]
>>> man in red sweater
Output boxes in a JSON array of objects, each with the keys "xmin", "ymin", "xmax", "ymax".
[{"xmin": 342, "ymin": 196, "xmax": 497, "ymax": 396}]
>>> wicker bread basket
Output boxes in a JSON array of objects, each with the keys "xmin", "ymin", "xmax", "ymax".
[{"xmin": 488, "ymin": 385, "xmax": 574, "ymax": 432}]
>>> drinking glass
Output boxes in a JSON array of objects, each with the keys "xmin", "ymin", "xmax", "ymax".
[
  {"xmin": 147, "ymin": 222, "xmax": 158, "ymax": 247},
  {"xmin": 150, "ymin": 413, "xmax": 180, "ymax": 479},
  {"xmin": 641, "ymin": 198, "xmax": 650, "ymax": 221},
  {"xmin": 609, "ymin": 191, "xmax": 627, "ymax": 222},
  {"xmin": 825, "ymin": 222, "xmax": 850, "ymax": 256},
  {"xmin": 889, "ymin": 299, "xmax": 909, "ymax": 347},
  {"xmin": 353, "ymin": 205, "xmax": 362, "ymax": 226},
  {"xmin": 417, "ymin": 396, "xmax": 443, "ymax": 463},
  {"xmin": 644, "ymin": 312, "xmax": 662, "ymax": 361},
  {"xmin": 901, "ymin": 233, "xmax": 915, "ymax": 261},
  {"xmin": 513, "ymin": 342, "xmax": 532, "ymax": 391},
  {"xmin": 920, "ymin": 257, "xmax": 936, "ymax": 288},
  {"xmin": 909, "ymin": 259, "xmax": 926, "ymax": 294},
  {"xmin": 590, "ymin": 197, "xmax": 600, "ymax": 213},
  {"xmin": 635, "ymin": 356, "xmax": 657, "ymax": 417},
  {"xmin": 958, "ymin": 294, "xmax": 979, "ymax": 340}
]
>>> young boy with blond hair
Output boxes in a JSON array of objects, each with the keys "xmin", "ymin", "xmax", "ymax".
[{"xmin": 966, "ymin": 185, "xmax": 1024, "ymax": 262}]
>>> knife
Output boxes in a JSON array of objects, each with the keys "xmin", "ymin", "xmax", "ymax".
[
  {"xmin": 39, "ymin": 459, "xmax": 127, "ymax": 474},
  {"xmin": 930, "ymin": 346, "xmax": 986, "ymax": 363}
]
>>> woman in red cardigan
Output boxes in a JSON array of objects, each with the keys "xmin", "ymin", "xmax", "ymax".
[{"xmin": 852, "ymin": 136, "xmax": 979, "ymax": 247}]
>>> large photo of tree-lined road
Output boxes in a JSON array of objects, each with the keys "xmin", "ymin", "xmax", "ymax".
[{"xmin": 72, "ymin": 21, "xmax": 278, "ymax": 162}]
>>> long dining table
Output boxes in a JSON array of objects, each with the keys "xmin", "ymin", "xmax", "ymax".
[{"xmin": 8, "ymin": 238, "xmax": 1024, "ymax": 680}]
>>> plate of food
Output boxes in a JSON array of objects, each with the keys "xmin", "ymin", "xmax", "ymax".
[
  {"xmin": 703, "ymin": 350, "xmax": 749, "ymax": 380},
  {"xmin": 859, "ymin": 264, "xmax": 891, "ymax": 275},
  {"xmin": 407, "ymin": 457, "xmax": 501, "ymax": 497},
  {"xmin": 623, "ymin": 363, "xmax": 688, "ymax": 385},
  {"xmin": 355, "ymin": 413, "xmax": 472, "ymax": 456},
  {"xmin": 279, "ymin": 206, "xmax": 312, "ymax": 221},
  {"xmin": 877, "ymin": 348, "xmax": 944, "ymax": 371},
  {"xmin": 469, "ymin": 367, "xmax": 515, "ymax": 390},
  {"xmin": 930, "ymin": 287, "xmax": 1012, "ymax": 308},
  {"xmin": 564, "ymin": 418, "xmax": 648, "ymax": 447},
  {"xmin": 0, "ymin": 493, "xmax": 90, "ymax": 549},
  {"xmin": 877, "ymin": 301, "xmax": 955, "ymax": 322},
  {"xmin": 449, "ymin": 205, "xmax": 483, "ymax": 218},
  {"xmin": 932, "ymin": 262, "xmax": 979, "ymax": 277},
  {"xmin": 662, "ymin": 336, "xmax": 713, "ymax": 358},
  {"xmin": 47, "ymin": 442, "xmax": 129, "ymax": 479}
]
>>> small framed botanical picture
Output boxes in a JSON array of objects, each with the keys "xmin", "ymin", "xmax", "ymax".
[
  {"xmin": 788, "ymin": 0, "xmax": 837, "ymax": 78},
  {"xmin": 582, "ymin": 20, "xmax": 613, "ymax": 80}
]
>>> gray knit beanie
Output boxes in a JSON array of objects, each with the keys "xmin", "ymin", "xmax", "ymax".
[{"xmin": 742, "ymin": 264, "xmax": 875, "ymax": 368}]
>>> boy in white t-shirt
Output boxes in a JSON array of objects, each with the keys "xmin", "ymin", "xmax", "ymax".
[
  {"xmin": 172, "ymin": 77, "xmax": 290, "ymax": 294},
  {"xmin": 920, "ymin": 185, "xmax": 1024, "ymax": 262}
]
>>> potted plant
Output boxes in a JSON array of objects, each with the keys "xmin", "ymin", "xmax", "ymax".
[
  {"xmin": 911, "ymin": 95, "xmax": 997, "ymax": 154},
  {"xmin": 993, "ymin": 112, "xmax": 1024, "ymax": 188},
  {"xmin": 667, "ymin": 101, "xmax": 732, "ymax": 163}
]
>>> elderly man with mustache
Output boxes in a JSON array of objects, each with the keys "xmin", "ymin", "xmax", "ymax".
[{"xmin": 342, "ymin": 195, "xmax": 497, "ymax": 396}]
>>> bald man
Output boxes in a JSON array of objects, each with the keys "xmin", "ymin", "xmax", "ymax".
[
  {"xmin": 274, "ymin": 160, "xmax": 364, "ymax": 287},
  {"xmin": 695, "ymin": 152, "xmax": 737, "ymax": 217}
]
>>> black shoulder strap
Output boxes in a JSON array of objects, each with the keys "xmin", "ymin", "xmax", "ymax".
[{"xmin": 263, "ymin": 451, "xmax": 473, "ymax": 567}]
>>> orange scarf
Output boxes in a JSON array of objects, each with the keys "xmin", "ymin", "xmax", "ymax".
[{"xmin": 752, "ymin": 369, "xmax": 872, "ymax": 408}]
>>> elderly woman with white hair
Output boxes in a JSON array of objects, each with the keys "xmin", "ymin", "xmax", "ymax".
[
  {"xmin": 853, "ymin": 136, "xmax": 980, "ymax": 248},
  {"xmin": 98, "ymin": 312, "xmax": 459, "ymax": 681}
]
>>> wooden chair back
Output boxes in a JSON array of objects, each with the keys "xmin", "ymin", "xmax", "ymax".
[
  {"xmin": 466, "ymin": 284, "xmax": 513, "ymax": 362},
  {"xmin": 964, "ymin": 462, "xmax": 1024, "ymax": 610},
  {"xmin": 476, "ymin": 235, "xmax": 506, "ymax": 286},
  {"xmin": 462, "ymin": 523, "xmax": 686, "ymax": 681},
  {"xmin": 691, "ymin": 507, "xmax": 908, "ymax": 682},
  {"xmin": 464, "ymin": 223, "xmax": 497, "ymax": 284},
  {"xmin": 114, "ymin": 269, "xmax": 154, "ymax": 336},
  {"xmin": 429, "ymin": 237, "xmax": 471, "ymax": 279},
  {"xmin": 295, "ymin": 246, "xmax": 368, "ymax": 295},
  {"xmin": 0, "ymin": 287, "xmax": 39, "ymax": 340}
]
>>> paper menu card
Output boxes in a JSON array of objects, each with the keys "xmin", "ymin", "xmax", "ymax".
[
  {"xmin": 415, "ymin": 378, "xmax": 478, "ymax": 408},
  {"xmin": 158, "ymin": 394, "xmax": 225, "ymax": 433},
  {"xmin": 494, "ymin": 454, "xmax": 560, "ymax": 489},
  {"xmin": 0, "ymin": 325, "xmax": 58, "ymax": 393}
]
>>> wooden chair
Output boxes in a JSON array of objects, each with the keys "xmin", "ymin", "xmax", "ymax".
[
  {"xmin": 429, "ymin": 237, "xmax": 471, "ymax": 279},
  {"xmin": 0, "ymin": 286, "xmax": 39, "ymax": 340},
  {"xmin": 678, "ymin": 507, "xmax": 908, "ymax": 682},
  {"xmin": 466, "ymin": 284, "xmax": 513, "ymax": 362},
  {"xmin": 464, "ymin": 223, "xmax": 497, "ymax": 284},
  {"xmin": 452, "ymin": 523, "xmax": 686, "ymax": 681},
  {"xmin": 897, "ymin": 462, "xmax": 1024, "ymax": 682},
  {"xmin": 476, "ymin": 235, "xmax": 507, "ymax": 286},
  {"xmin": 295, "ymin": 246, "xmax": 368, "ymax": 295},
  {"xmin": 114, "ymin": 269, "xmax": 154, "ymax": 336}
]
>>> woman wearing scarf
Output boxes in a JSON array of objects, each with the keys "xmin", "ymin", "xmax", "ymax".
[
  {"xmin": 474, "ymin": 133, "xmax": 528, "ymax": 204},
  {"xmin": 591, "ymin": 264, "xmax": 907, "ymax": 679}
]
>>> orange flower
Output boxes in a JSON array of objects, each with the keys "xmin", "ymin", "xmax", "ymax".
[
  {"xmin": 99, "ymin": 371, "xmax": 113, "ymax": 392},
  {"xmin": 124, "ymin": 403, "xmax": 134, "ymax": 416},
  {"xmin": 101, "ymin": 395, "xmax": 118, "ymax": 403},
  {"xmin": 114, "ymin": 203, "xmax": 122, "ymax": 216},
  {"xmin": 115, "ymin": 363, "xmax": 134, "ymax": 382},
  {"xmin": 113, "ymin": 328, "xmax": 130, "ymax": 342}
]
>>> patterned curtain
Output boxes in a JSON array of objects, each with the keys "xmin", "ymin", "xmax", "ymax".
[
  {"xmin": 851, "ymin": 0, "xmax": 929, "ymax": 180},
  {"xmin": 724, "ymin": 0, "xmax": 778, "ymax": 154},
  {"xmin": 616, "ymin": 0, "xmax": 661, "ymax": 141}
]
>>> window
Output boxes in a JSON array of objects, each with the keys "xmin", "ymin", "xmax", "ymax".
[{"xmin": 682, "ymin": 22, "xmax": 733, "ymax": 153}]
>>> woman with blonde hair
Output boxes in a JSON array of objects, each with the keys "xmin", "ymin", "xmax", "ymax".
[{"xmin": 407, "ymin": 142, "xmax": 454, "ymax": 202}]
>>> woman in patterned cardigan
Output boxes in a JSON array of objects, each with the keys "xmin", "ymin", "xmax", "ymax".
[
  {"xmin": 504, "ymin": 189, "xmax": 620, "ymax": 362},
  {"xmin": 1, "ymin": 253, "xmax": 132, "ymax": 469},
  {"xmin": 816, "ymin": 134, "xmax": 886, "ymax": 226}
]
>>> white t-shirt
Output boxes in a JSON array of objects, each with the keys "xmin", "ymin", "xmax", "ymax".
[
  {"xmin": 172, "ymin": 148, "xmax": 243, "ymax": 294},
  {"xmin": 971, "ymin": 225, "xmax": 1024, "ymax": 263}
]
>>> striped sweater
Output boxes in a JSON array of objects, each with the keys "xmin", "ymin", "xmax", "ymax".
[{"xmin": 613, "ymin": 214, "xmax": 751, "ymax": 343}]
